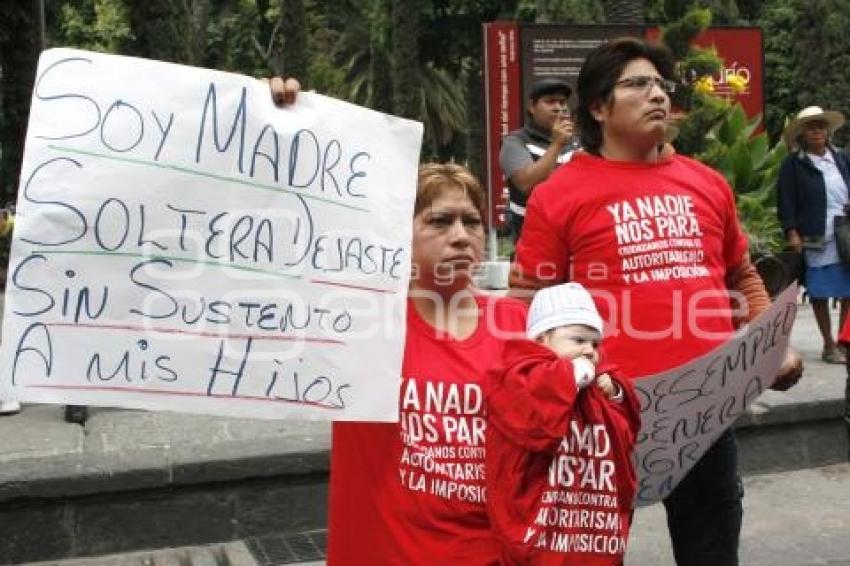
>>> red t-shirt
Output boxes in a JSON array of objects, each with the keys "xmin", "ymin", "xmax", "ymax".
[
  {"xmin": 486, "ymin": 339, "xmax": 640, "ymax": 565},
  {"xmin": 839, "ymin": 317, "xmax": 850, "ymax": 345},
  {"xmin": 326, "ymin": 294, "xmax": 527, "ymax": 565},
  {"xmin": 515, "ymin": 152, "xmax": 749, "ymax": 377}
]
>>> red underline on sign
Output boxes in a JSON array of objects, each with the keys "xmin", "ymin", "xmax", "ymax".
[
  {"xmin": 309, "ymin": 278, "xmax": 397, "ymax": 293},
  {"xmin": 45, "ymin": 322, "xmax": 346, "ymax": 345},
  {"xmin": 25, "ymin": 383, "xmax": 344, "ymax": 410}
]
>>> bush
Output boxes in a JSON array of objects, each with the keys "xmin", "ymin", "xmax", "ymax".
[{"xmin": 697, "ymin": 103, "xmax": 788, "ymax": 256}]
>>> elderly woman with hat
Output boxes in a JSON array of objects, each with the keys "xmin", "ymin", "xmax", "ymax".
[{"xmin": 778, "ymin": 106, "xmax": 850, "ymax": 363}]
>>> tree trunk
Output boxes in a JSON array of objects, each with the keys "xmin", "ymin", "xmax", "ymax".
[
  {"xmin": 0, "ymin": 0, "xmax": 41, "ymax": 203},
  {"xmin": 182, "ymin": 0, "xmax": 210, "ymax": 66},
  {"xmin": 464, "ymin": 59, "xmax": 483, "ymax": 178},
  {"xmin": 391, "ymin": 0, "xmax": 421, "ymax": 120},
  {"xmin": 280, "ymin": 0, "xmax": 309, "ymax": 83},
  {"xmin": 127, "ymin": 0, "xmax": 199, "ymax": 63}
]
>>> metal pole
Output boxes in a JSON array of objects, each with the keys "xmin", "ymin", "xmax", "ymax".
[{"xmin": 35, "ymin": 0, "xmax": 46, "ymax": 51}]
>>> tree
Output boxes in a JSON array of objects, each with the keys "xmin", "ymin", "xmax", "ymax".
[
  {"xmin": 206, "ymin": 1, "xmax": 275, "ymax": 76},
  {"xmin": 338, "ymin": 0, "xmax": 393, "ymax": 113},
  {"xmin": 658, "ymin": 6, "xmax": 727, "ymax": 156},
  {"xmin": 699, "ymin": 104, "xmax": 788, "ymax": 255},
  {"xmin": 791, "ymin": 0, "xmax": 850, "ymax": 147},
  {"xmin": 604, "ymin": 0, "xmax": 643, "ymax": 23},
  {"xmin": 279, "ymin": 0, "xmax": 309, "ymax": 80},
  {"xmin": 53, "ymin": 0, "xmax": 133, "ymax": 53},
  {"xmin": 646, "ymin": 0, "xmax": 739, "ymax": 23},
  {"xmin": 423, "ymin": 0, "xmax": 518, "ymax": 170},
  {"xmin": 391, "ymin": 0, "xmax": 421, "ymax": 120},
  {"xmin": 515, "ymin": 0, "xmax": 605, "ymax": 22},
  {"xmin": 758, "ymin": 0, "xmax": 796, "ymax": 143},
  {"xmin": 336, "ymin": 0, "xmax": 469, "ymax": 157},
  {"xmin": 0, "ymin": 1, "xmax": 41, "ymax": 204},
  {"xmin": 125, "ymin": 0, "xmax": 199, "ymax": 63}
]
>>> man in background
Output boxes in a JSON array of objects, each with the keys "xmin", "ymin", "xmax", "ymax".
[{"xmin": 500, "ymin": 78, "xmax": 577, "ymax": 243}]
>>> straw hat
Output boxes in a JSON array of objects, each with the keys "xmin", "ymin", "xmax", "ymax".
[{"xmin": 782, "ymin": 106, "xmax": 845, "ymax": 149}]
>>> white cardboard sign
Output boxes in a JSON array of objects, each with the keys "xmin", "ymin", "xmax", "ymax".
[
  {"xmin": 633, "ymin": 284, "xmax": 798, "ymax": 506},
  {"xmin": 0, "ymin": 48, "xmax": 423, "ymax": 422}
]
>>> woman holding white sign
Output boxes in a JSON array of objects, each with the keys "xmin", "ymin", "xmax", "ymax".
[
  {"xmin": 271, "ymin": 80, "xmax": 527, "ymax": 563},
  {"xmin": 326, "ymin": 163, "xmax": 527, "ymax": 564}
]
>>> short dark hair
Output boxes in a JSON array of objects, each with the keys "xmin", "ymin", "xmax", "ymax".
[{"xmin": 576, "ymin": 37, "xmax": 675, "ymax": 154}]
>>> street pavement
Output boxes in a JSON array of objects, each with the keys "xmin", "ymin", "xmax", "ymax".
[
  {"xmin": 19, "ymin": 463, "xmax": 850, "ymax": 565},
  {"xmin": 627, "ymin": 463, "xmax": 850, "ymax": 565},
  {"xmin": 634, "ymin": 296, "xmax": 850, "ymax": 565},
  {"xmin": 0, "ymin": 293, "xmax": 848, "ymax": 565}
]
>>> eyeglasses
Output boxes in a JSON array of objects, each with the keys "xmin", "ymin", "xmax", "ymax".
[{"xmin": 615, "ymin": 75, "xmax": 677, "ymax": 94}]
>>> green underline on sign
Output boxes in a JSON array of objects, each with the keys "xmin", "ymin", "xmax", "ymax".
[{"xmin": 48, "ymin": 144, "xmax": 372, "ymax": 213}]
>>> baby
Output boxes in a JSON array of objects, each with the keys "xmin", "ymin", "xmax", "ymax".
[
  {"xmin": 487, "ymin": 283, "xmax": 641, "ymax": 565},
  {"xmin": 526, "ymin": 282, "xmax": 619, "ymax": 401}
]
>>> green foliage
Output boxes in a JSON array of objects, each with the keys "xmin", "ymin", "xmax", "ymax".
[
  {"xmin": 336, "ymin": 0, "xmax": 393, "ymax": 112},
  {"xmin": 603, "ymin": 0, "xmax": 645, "ymax": 23},
  {"xmin": 419, "ymin": 0, "xmax": 519, "ymax": 173},
  {"xmin": 656, "ymin": 4, "xmax": 726, "ymax": 157},
  {"xmin": 759, "ymin": 0, "xmax": 795, "ymax": 143},
  {"xmin": 515, "ymin": 0, "xmax": 605, "ymax": 23},
  {"xmin": 392, "ymin": 0, "xmax": 422, "ymax": 120},
  {"xmin": 660, "ymin": 6, "xmax": 711, "ymax": 58},
  {"xmin": 679, "ymin": 43, "xmax": 720, "ymax": 78},
  {"xmin": 698, "ymin": 104, "xmax": 788, "ymax": 255},
  {"xmin": 0, "ymin": 1, "xmax": 40, "ymax": 203},
  {"xmin": 674, "ymin": 91, "xmax": 727, "ymax": 155},
  {"xmin": 56, "ymin": 0, "xmax": 133, "ymax": 53},
  {"xmin": 734, "ymin": 0, "xmax": 763, "ymax": 21},
  {"xmin": 5, "ymin": 0, "xmax": 523, "ymax": 174},
  {"xmin": 52, "ymin": 0, "xmax": 310, "ymax": 78},
  {"xmin": 124, "ymin": 0, "xmax": 198, "ymax": 63},
  {"xmin": 646, "ymin": 0, "xmax": 739, "ymax": 23},
  {"xmin": 302, "ymin": 1, "xmax": 350, "ymax": 93},
  {"xmin": 790, "ymin": 0, "xmax": 850, "ymax": 147},
  {"xmin": 420, "ymin": 63, "xmax": 468, "ymax": 148},
  {"xmin": 280, "ymin": 0, "xmax": 309, "ymax": 79},
  {"xmin": 204, "ymin": 0, "xmax": 269, "ymax": 76}
]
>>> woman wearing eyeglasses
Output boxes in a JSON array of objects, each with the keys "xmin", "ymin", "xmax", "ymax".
[{"xmin": 510, "ymin": 37, "xmax": 802, "ymax": 566}]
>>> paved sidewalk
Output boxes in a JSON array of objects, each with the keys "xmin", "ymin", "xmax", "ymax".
[
  {"xmin": 28, "ymin": 463, "xmax": 848, "ymax": 565},
  {"xmin": 627, "ymin": 462, "xmax": 850, "ymax": 565},
  {"xmin": 743, "ymin": 296, "xmax": 846, "ymax": 424},
  {"xmin": 54, "ymin": 463, "xmax": 844, "ymax": 566},
  {"xmin": 278, "ymin": 463, "xmax": 850, "ymax": 566}
]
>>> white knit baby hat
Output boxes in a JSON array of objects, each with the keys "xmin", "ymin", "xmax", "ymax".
[{"xmin": 527, "ymin": 282, "xmax": 604, "ymax": 339}]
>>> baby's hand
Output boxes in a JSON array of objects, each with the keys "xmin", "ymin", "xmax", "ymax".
[
  {"xmin": 596, "ymin": 373, "xmax": 618, "ymax": 399},
  {"xmin": 571, "ymin": 358, "xmax": 597, "ymax": 389}
]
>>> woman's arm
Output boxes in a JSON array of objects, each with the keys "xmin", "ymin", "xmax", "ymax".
[{"xmin": 776, "ymin": 156, "xmax": 801, "ymax": 251}]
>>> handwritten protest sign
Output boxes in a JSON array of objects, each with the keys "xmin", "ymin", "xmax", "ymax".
[
  {"xmin": 633, "ymin": 284, "xmax": 798, "ymax": 506},
  {"xmin": 0, "ymin": 48, "xmax": 423, "ymax": 421}
]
